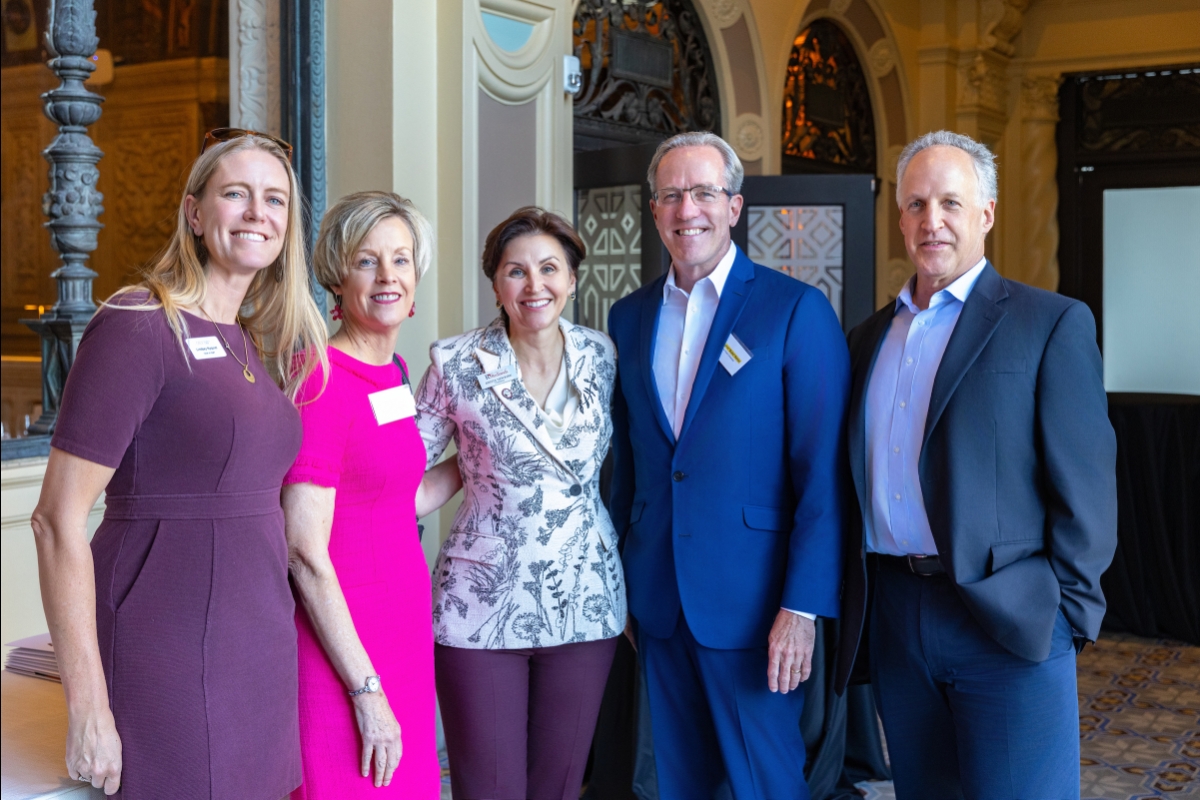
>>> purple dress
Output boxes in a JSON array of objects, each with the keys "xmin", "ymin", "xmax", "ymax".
[{"xmin": 52, "ymin": 297, "xmax": 303, "ymax": 799}]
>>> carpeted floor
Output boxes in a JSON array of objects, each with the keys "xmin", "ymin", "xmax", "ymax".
[{"xmin": 856, "ymin": 633, "xmax": 1200, "ymax": 799}]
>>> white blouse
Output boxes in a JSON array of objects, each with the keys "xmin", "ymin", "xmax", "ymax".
[{"xmin": 539, "ymin": 354, "xmax": 578, "ymax": 446}]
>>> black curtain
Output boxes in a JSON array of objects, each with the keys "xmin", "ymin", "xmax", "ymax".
[{"xmin": 1101, "ymin": 400, "xmax": 1200, "ymax": 644}]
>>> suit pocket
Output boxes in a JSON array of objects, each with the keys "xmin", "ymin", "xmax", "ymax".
[
  {"xmin": 988, "ymin": 539, "xmax": 1043, "ymax": 574},
  {"xmin": 629, "ymin": 501, "xmax": 646, "ymax": 525},
  {"xmin": 743, "ymin": 505, "xmax": 789, "ymax": 532},
  {"xmin": 440, "ymin": 532, "xmax": 506, "ymax": 565},
  {"xmin": 975, "ymin": 358, "xmax": 1027, "ymax": 374}
]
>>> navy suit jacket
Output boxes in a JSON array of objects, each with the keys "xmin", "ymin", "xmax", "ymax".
[
  {"xmin": 835, "ymin": 263, "xmax": 1118, "ymax": 692},
  {"xmin": 608, "ymin": 246, "xmax": 850, "ymax": 650}
]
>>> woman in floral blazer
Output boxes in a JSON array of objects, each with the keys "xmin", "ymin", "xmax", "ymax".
[{"xmin": 414, "ymin": 207, "xmax": 626, "ymax": 800}]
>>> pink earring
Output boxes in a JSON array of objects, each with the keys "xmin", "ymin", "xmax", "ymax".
[
  {"xmin": 331, "ymin": 294, "xmax": 343, "ymax": 321},
  {"xmin": 409, "ymin": 301, "xmax": 416, "ymax": 318}
]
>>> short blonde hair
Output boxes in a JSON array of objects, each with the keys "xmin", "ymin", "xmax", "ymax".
[{"xmin": 313, "ymin": 192, "xmax": 433, "ymax": 292}]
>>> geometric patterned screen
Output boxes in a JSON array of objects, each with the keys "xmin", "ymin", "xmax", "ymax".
[
  {"xmin": 746, "ymin": 205, "xmax": 844, "ymax": 322},
  {"xmin": 575, "ymin": 185, "xmax": 643, "ymax": 333}
]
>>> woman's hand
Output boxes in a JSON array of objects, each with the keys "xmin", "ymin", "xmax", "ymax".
[
  {"xmin": 352, "ymin": 692, "xmax": 402, "ymax": 787},
  {"xmin": 66, "ymin": 704, "xmax": 122, "ymax": 795},
  {"xmin": 31, "ymin": 448, "xmax": 120, "ymax": 795}
]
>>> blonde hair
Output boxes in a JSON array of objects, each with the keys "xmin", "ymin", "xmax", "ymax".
[
  {"xmin": 110, "ymin": 134, "xmax": 328, "ymax": 399},
  {"xmin": 312, "ymin": 191, "xmax": 434, "ymax": 294}
]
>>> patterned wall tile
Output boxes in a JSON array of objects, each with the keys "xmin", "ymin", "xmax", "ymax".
[
  {"xmin": 576, "ymin": 185, "xmax": 642, "ymax": 334},
  {"xmin": 746, "ymin": 205, "xmax": 844, "ymax": 321}
]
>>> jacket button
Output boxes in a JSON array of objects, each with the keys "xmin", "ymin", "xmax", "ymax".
[
  {"xmin": 672, "ymin": 471, "xmax": 686, "ymax": 482},
  {"xmin": 569, "ymin": 484, "xmax": 582, "ymax": 496}
]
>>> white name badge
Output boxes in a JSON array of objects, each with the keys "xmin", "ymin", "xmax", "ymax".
[
  {"xmin": 186, "ymin": 336, "xmax": 226, "ymax": 360},
  {"xmin": 478, "ymin": 362, "xmax": 519, "ymax": 390},
  {"xmin": 368, "ymin": 385, "xmax": 416, "ymax": 425},
  {"xmin": 719, "ymin": 333, "xmax": 753, "ymax": 376}
]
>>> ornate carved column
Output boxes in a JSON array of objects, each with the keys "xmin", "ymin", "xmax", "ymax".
[
  {"xmin": 20, "ymin": 0, "xmax": 105, "ymax": 440},
  {"xmin": 1020, "ymin": 75, "xmax": 1062, "ymax": 291},
  {"xmin": 955, "ymin": 0, "xmax": 1032, "ymax": 147}
]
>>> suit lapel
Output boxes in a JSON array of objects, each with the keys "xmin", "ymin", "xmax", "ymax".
[
  {"xmin": 678, "ymin": 248, "xmax": 755, "ymax": 441},
  {"xmin": 848, "ymin": 304, "xmax": 898, "ymax": 511},
  {"xmin": 474, "ymin": 319, "xmax": 579, "ymax": 481},
  {"xmin": 922, "ymin": 264, "xmax": 1009, "ymax": 449},
  {"xmin": 638, "ymin": 276, "xmax": 676, "ymax": 443}
]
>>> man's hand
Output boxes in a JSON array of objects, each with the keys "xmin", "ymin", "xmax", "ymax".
[{"xmin": 767, "ymin": 610, "xmax": 815, "ymax": 693}]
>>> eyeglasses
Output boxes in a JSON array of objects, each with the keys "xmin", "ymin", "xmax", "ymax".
[
  {"xmin": 652, "ymin": 184, "xmax": 733, "ymax": 206},
  {"xmin": 201, "ymin": 128, "xmax": 294, "ymax": 162}
]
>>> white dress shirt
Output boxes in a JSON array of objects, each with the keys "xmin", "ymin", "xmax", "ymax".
[
  {"xmin": 864, "ymin": 258, "xmax": 988, "ymax": 556},
  {"xmin": 653, "ymin": 243, "xmax": 736, "ymax": 438},
  {"xmin": 653, "ymin": 243, "xmax": 814, "ymax": 620}
]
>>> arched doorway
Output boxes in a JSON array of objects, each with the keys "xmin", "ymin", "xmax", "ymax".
[
  {"xmin": 571, "ymin": 0, "xmax": 722, "ymax": 332},
  {"xmin": 781, "ymin": 18, "xmax": 877, "ymax": 176}
]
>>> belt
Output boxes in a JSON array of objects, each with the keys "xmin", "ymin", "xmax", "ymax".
[
  {"xmin": 873, "ymin": 553, "xmax": 946, "ymax": 577},
  {"xmin": 103, "ymin": 489, "xmax": 282, "ymax": 520}
]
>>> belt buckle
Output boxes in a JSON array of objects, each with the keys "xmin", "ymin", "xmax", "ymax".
[{"xmin": 907, "ymin": 554, "xmax": 931, "ymax": 576}]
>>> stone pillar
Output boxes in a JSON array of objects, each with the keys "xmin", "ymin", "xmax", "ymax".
[
  {"xmin": 1019, "ymin": 75, "xmax": 1062, "ymax": 291},
  {"xmin": 20, "ymin": 0, "xmax": 105, "ymax": 439}
]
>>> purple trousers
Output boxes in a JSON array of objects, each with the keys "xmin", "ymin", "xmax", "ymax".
[{"xmin": 435, "ymin": 637, "xmax": 618, "ymax": 800}]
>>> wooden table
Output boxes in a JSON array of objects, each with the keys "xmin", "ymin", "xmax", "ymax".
[{"xmin": 1, "ymin": 671, "xmax": 102, "ymax": 799}]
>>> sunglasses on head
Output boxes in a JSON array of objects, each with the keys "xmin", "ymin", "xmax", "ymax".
[{"xmin": 201, "ymin": 127, "xmax": 294, "ymax": 161}]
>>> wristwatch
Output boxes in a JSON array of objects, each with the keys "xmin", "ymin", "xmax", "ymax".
[{"xmin": 349, "ymin": 675, "xmax": 381, "ymax": 696}]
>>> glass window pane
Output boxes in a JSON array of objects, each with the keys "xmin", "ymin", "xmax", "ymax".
[
  {"xmin": 576, "ymin": 185, "xmax": 642, "ymax": 333},
  {"xmin": 747, "ymin": 205, "xmax": 844, "ymax": 321}
]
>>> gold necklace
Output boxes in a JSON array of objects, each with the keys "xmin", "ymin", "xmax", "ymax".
[{"xmin": 200, "ymin": 306, "xmax": 256, "ymax": 383}]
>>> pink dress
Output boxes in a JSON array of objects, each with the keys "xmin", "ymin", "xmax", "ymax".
[{"xmin": 284, "ymin": 347, "xmax": 440, "ymax": 799}]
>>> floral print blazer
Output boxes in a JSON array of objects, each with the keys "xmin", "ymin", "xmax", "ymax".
[{"xmin": 414, "ymin": 316, "xmax": 627, "ymax": 649}]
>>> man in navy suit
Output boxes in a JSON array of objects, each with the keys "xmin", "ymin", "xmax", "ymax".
[
  {"xmin": 835, "ymin": 131, "xmax": 1117, "ymax": 799},
  {"xmin": 608, "ymin": 131, "xmax": 849, "ymax": 799}
]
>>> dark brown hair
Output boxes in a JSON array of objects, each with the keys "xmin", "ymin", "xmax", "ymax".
[{"xmin": 482, "ymin": 206, "xmax": 586, "ymax": 284}]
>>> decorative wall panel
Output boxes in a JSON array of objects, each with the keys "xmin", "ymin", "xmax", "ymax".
[
  {"xmin": 746, "ymin": 205, "xmax": 844, "ymax": 321},
  {"xmin": 576, "ymin": 185, "xmax": 642, "ymax": 333}
]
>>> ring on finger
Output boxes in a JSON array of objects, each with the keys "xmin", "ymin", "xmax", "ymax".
[{"xmin": 76, "ymin": 774, "xmax": 92, "ymax": 783}]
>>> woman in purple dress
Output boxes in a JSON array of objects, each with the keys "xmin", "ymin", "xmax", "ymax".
[{"xmin": 30, "ymin": 129, "xmax": 328, "ymax": 798}]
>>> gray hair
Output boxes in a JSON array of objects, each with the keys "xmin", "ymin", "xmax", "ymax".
[
  {"xmin": 647, "ymin": 131, "xmax": 745, "ymax": 196},
  {"xmin": 313, "ymin": 191, "xmax": 434, "ymax": 291},
  {"xmin": 895, "ymin": 130, "xmax": 998, "ymax": 205}
]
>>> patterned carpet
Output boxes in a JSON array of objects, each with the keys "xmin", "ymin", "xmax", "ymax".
[{"xmin": 857, "ymin": 633, "xmax": 1200, "ymax": 799}]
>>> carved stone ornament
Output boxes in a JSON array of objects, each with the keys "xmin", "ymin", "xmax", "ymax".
[
  {"xmin": 980, "ymin": 0, "xmax": 1031, "ymax": 58},
  {"xmin": 733, "ymin": 113, "xmax": 765, "ymax": 161},
  {"xmin": 830, "ymin": 0, "xmax": 853, "ymax": 17},
  {"xmin": 868, "ymin": 38, "xmax": 895, "ymax": 78},
  {"xmin": 704, "ymin": 0, "xmax": 742, "ymax": 29},
  {"xmin": 21, "ymin": 0, "xmax": 105, "ymax": 437},
  {"xmin": 232, "ymin": 0, "xmax": 280, "ymax": 132},
  {"xmin": 959, "ymin": 51, "xmax": 1008, "ymax": 113},
  {"xmin": 1021, "ymin": 75, "xmax": 1060, "ymax": 123},
  {"xmin": 574, "ymin": 0, "xmax": 721, "ymax": 144}
]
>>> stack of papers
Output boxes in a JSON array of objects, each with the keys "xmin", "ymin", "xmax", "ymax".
[{"xmin": 4, "ymin": 633, "xmax": 60, "ymax": 682}]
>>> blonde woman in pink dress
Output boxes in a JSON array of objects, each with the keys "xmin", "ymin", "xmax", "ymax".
[{"xmin": 282, "ymin": 192, "xmax": 460, "ymax": 798}]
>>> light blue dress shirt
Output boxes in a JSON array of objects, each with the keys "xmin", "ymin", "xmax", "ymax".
[{"xmin": 864, "ymin": 258, "xmax": 987, "ymax": 556}]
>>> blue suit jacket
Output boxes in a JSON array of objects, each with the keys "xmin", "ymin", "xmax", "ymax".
[
  {"xmin": 608, "ymin": 246, "xmax": 850, "ymax": 650},
  {"xmin": 835, "ymin": 263, "xmax": 1118, "ymax": 691}
]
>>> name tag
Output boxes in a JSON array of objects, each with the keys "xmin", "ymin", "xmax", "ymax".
[
  {"xmin": 478, "ymin": 362, "xmax": 518, "ymax": 390},
  {"xmin": 186, "ymin": 336, "xmax": 225, "ymax": 360},
  {"xmin": 719, "ymin": 333, "xmax": 752, "ymax": 376},
  {"xmin": 368, "ymin": 385, "xmax": 416, "ymax": 425}
]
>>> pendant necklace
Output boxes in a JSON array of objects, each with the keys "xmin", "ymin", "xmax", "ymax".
[{"xmin": 200, "ymin": 305, "xmax": 256, "ymax": 383}]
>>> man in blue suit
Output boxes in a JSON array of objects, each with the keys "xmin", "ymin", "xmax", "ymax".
[
  {"xmin": 835, "ymin": 131, "xmax": 1117, "ymax": 799},
  {"xmin": 608, "ymin": 131, "xmax": 850, "ymax": 799}
]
